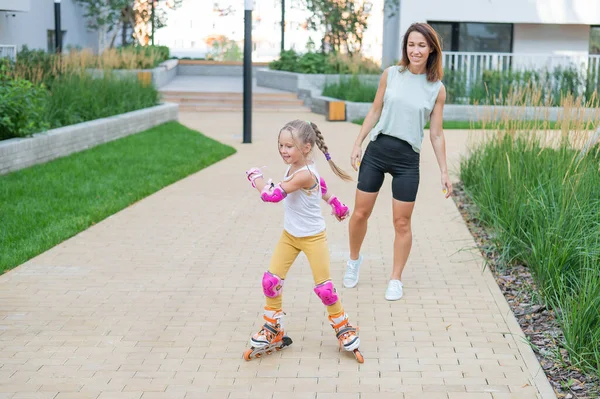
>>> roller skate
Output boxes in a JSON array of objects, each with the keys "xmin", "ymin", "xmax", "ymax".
[
  {"xmin": 329, "ymin": 311, "xmax": 364, "ymax": 363},
  {"xmin": 243, "ymin": 307, "xmax": 293, "ymax": 361}
]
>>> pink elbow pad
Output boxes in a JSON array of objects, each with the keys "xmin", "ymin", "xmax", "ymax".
[
  {"xmin": 319, "ymin": 177, "xmax": 328, "ymax": 196},
  {"xmin": 328, "ymin": 196, "xmax": 349, "ymax": 218},
  {"xmin": 261, "ymin": 183, "xmax": 287, "ymax": 202}
]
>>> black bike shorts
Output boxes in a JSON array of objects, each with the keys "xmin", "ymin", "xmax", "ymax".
[{"xmin": 357, "ymin": 134, "xmax": 420, "ymax": 202}]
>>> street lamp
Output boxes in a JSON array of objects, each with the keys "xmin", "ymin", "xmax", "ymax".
[
  {"xmin": 243, "ymin": 0, "xmax": 253, "ymax": 144},
  {"xmin": 151, "ymin": 0, "xmax": 155, "ymax": 46},
  {"xmin": 281, "ymin": 0, "xmax": 285, "ymax": 53},
  {"xmin": 54, "ymin": 0, "xmax": 62, "ymax": 54}
]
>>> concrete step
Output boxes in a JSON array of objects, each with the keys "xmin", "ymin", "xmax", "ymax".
[
  {"xmin": 178, "ymin": 103, "xmax": 311, "ymax": 113},
  {"xmin": 160, "ymin": 91, "xmax": 298, "ymax": 100},
  {"xmin": 162, "ymin": 91, "xmax": 310, "ymax": 112},
  {"xmin": 179, "ymin": 107, "xmax": 312, "ymax": 113},
  {"xmin": 163, "ymin": 97, "xmax": 305, "ymax": 106}
]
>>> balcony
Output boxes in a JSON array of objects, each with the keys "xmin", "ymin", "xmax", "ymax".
[
  {"xmin": 442, "ymin": 51, "xmax": 600, "ymax": 93},
  {"xmin": 0, "ymin": 45, "xmax": 16, "ymax": 61},
  {"xmin": 0, "ymin": 0, "xmax": 30, "ymax": 12}
]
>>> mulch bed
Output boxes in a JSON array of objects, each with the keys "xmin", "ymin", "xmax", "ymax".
[{"xmin": 452, "ymin": 182, "xmax": 600, "ymax": 399}]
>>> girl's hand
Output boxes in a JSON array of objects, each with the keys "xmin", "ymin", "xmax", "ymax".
[
  {"xmin": 441, "ymin": 173, "xmax": 453, "ymax": 199},
  {"xmin": 350, "ymin": 145, "xmax": 362, "ymax": 171}
]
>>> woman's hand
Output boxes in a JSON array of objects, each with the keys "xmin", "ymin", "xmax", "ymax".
[
  {"xmin": 441, "ymin": 172, "xmax": 453, "ymax": 199},
  {"xmin": 350, "ymin": 144, "xmax": 362, "ymax": 171}
]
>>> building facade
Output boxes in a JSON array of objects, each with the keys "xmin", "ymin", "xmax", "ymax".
[
  {"xmin": 383, "ymin": 0, "xmax": 600, "ymax": 66},
  {"xmin": 3, "ymin": 0, "xmax": 600, "ymax": 70},
  {"xmin": 0, "ymin": 0, "xmax": 98, "ymax": 55}
]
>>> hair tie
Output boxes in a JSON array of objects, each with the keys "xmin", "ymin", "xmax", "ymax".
[
  {"xmin": 306, "ymin": 120, "xmax": 312, "ymax": 125},
  {"xmin": 324, "ymin": 152, "xmax": 331, "ymax": 161}
]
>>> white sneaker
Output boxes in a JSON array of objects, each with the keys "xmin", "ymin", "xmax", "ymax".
[
  {"xmin": 385, "ymin": 280, "xmax": 403, "ymax": 301},
  {"xmin": 343, "ymin": 255, "xmax": 362, "ymax": 288}
]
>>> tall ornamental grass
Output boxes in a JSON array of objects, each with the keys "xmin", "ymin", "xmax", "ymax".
[{"xmin": 460, "ymin": 87, "xmax": 600, "ymax": 377}]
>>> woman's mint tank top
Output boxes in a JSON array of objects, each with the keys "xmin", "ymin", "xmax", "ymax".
[{"xmin": 368, "ymin": 66, "xmax": 443, "ymax": 153}]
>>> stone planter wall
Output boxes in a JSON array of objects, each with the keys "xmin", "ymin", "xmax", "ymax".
[
  {"xmin": 0, "ymin": 103, "xmax": 179, "ymax": 175},
  {"xmin": 256, "ymin": 69, "xmax": 380, "ymax": 97},
  {"xmin": 177, "ymin": 60, "xmax": 270, "ymax": 76},
  {"xmin": 87, "ymin": 59, "xmax": 179, "ymax": 88}
]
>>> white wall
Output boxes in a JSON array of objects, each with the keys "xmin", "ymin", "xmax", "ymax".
[
  {"xmin": 399, "ymin": 0, "xmax": 600, "ymax": 41},
  {"xmin": 511, "ymin": 23, "xmax": 590, "ymax": 70},
  {"xmin": 0, "ymin": 0, "xmax": 30, "ymax": 12},
  {"xmin": 513, "ymin": 24, "xmax": 590, "ymax": 55},
  {"xmin": 0, "ymin": 0, "xmax": 97, "ymax": 52}
]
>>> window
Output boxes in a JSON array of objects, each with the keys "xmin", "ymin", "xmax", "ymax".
[
  {"xmin": 429, "ymin": 22, "xmax": 456, "ymax": 51},
  {"xmin": 428, "ymin": 21, "xmax": 512, "ymax": 53},
  {"xmin": 47, "ymin": 30, "xmax": 67, "ymax": 53},
  {"xmin": 591, "ymin": 26, "xmax": 600, "ymax": 54},
  {"xmin": 459, "ymin": 23, "xmax": 512, "ymax": 52}
]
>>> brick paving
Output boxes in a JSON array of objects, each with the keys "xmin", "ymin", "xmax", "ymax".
[{"xmin": 0, "ymin": 110, "xmax": 555, "ymax": 399}]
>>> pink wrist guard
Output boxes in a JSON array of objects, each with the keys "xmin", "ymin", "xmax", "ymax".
[
  {"xmin": 319, "ymin": 177, "xmax": 328, "ymax": 196},
  {"xmin": 246, "ymin": 167, "xmax": 263, "ymax": 188},
  {"xmin": 328, "ymin": 196, "xmax": 349, "ymax": 218},
  {"xmin": 261, "ymin": 182, "xmax": 287, "ymax": 203}
]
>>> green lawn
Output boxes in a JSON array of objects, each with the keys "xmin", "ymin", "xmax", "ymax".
[
  {"xmin": 0, "ymin": 121, "xmax": 236, "ymax": 273},
  {"xmin": 351, "ymin": 118, "xmax": 598, "ymax": 130}
]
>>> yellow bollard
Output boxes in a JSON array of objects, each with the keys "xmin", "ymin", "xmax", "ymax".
[{"xmin": 326, "ymin": 101, "xmax": 346, "ymax": 122}]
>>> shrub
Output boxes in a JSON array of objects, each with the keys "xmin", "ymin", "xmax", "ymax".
[
  {"xmin": 322, "ymin": 75, "xmax": 377, "ymax": 102},
  {"xmin": 0, "ymin": 62, "xmax": 159, "ymax": 140},
  {"xmin": 269, "ymin": 50, "xmax": 381, "ymax": 75},
  {"xmin": 0, "ymin": 65, "xmax": 49, "ymax": 140}
]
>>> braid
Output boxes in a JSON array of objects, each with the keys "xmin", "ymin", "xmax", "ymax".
[
  {"xmin": 309, "ymin": 122, "xmax": 353, "ymax": 182},
  {"xmin": 311, "ymin": 122, "xmax": 329, "ymax": 155}
]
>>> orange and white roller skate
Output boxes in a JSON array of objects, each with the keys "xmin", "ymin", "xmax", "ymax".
[
  {"xmin": 243, "ymin": 307, "xmax": 292, "ymax": 361},
  {"xmin": 329, "ymin": 311, "xmax": 364, "ymax": 363}
]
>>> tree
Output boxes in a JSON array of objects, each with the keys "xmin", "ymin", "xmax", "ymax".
[
  {"xmin": 301, "ymin": 0, "xmax": 372, "ymax": 54},
  {"xmin": 205, "ymin": 35, "xmax": 242, "ymax": 62},
  {"xmin": 74, "ymin": 0, "xmax": 183, "ymax": 48}
]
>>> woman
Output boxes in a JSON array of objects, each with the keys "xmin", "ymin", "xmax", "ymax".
[{"xmin": 343, "ymin": 22, "xmax": 453, "ymax": 300}]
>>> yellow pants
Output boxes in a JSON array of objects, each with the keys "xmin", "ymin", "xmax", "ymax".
[{"xmin": 266, "ymin": 229, "xmax": 343, "ymax": 316}]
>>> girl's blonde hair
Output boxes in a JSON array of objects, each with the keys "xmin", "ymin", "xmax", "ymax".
[{"xmin": 279, "ymin": 119, "xmax": 353, "ymax": 182}]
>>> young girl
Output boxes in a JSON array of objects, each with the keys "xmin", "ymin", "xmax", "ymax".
[{"xmin": 243, "ymin": 119, "xmax": 364, "ymax": 363}]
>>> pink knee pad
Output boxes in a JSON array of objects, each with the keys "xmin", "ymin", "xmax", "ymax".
[
  {"xmin": 262, "ymin": 271, "xmax": 284, "ymax": 298},
  {"xmin": 314, "ymin": 280, "xmax": 339, "ymax": 306}
]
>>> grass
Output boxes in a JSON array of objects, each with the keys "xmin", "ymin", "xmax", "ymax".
[
  {"xmin": 352, "ymin": 118, "xmax": 599, "ymax": 130},
  {"xmin": 459, "ymin": 91, "xmax": 600, "ymax": 378},
  {"xmin": 45, "ymin": 72, "xmax": 159, "ymax": 129},
  {"xmin": 322, "ymin": 75, "xmax": 377, "ymax": 102},
  {"xmin": 11, "ymin": 46, "xmax": 170, "ymax": 85},
  {"xmin": 0, "ymin": 121, "xmax": 236, "ymax": 273}
]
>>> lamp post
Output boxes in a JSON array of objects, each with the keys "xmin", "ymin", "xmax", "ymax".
[
  {"xmin": 54, "ymin": 0, "xmax": 62, "ymax": 54},
  {"xmin": 243, "ymin": 0, "xmax": 253, "ymax": 144},
  {"xmin": 151, "ymin": 0, "xmax": 155, "ymax": 46},
  {"xmin": 281, "ymin": 0, "xmax": 285, "ymax": 53}
]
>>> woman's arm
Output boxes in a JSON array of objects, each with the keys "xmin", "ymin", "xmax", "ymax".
[
  {"xmin": 350, "ymin": 68, "xmax": 389, "ymax": 171},
  {"xmin": 429, "ymin": 84, "xmax": 453, "ymax": 198}
]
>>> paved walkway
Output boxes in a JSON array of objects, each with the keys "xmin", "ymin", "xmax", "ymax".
[{"xmin": 0, "ymin": 111, "xmax": 555, "ymax": 399}]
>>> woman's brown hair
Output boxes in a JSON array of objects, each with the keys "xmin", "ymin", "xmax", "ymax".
[{"xmin": 398, "ymin": 22, "xmax": 443, "ymax": 82}]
